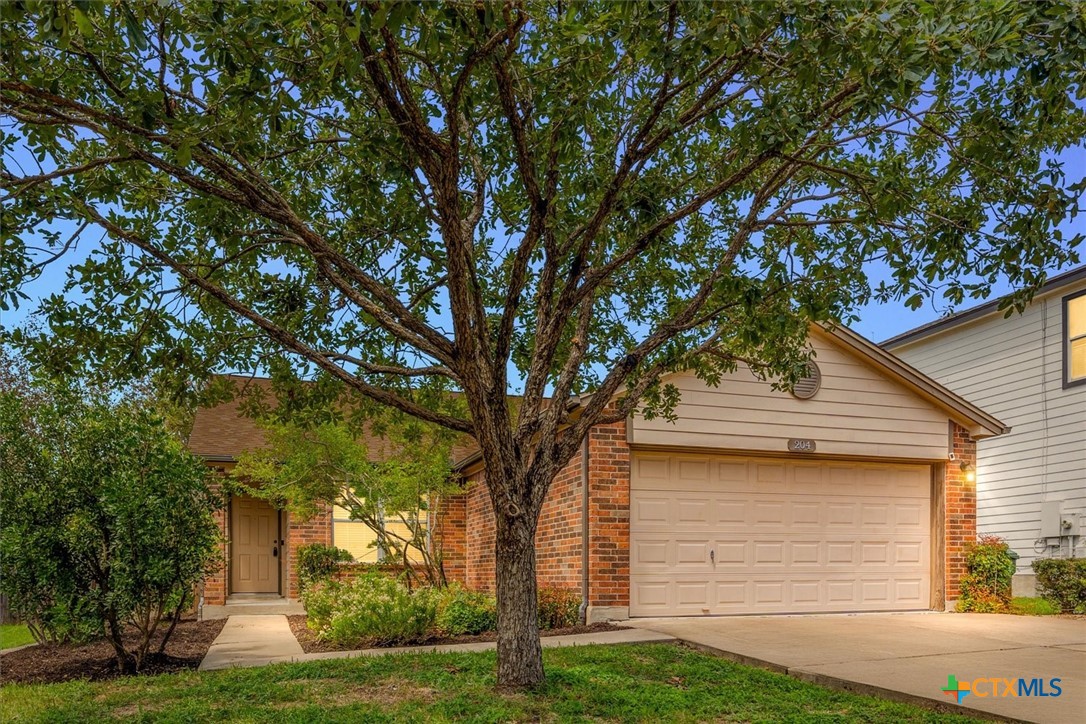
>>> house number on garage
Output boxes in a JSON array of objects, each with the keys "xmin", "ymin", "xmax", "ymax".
[{"xmin": 788, "ymin": 438, "xmax": 816, "ymax": 453}]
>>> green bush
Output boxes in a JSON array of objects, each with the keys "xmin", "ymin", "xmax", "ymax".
[
  {"xmin": 956, "ymin": 534, "xmax": 1015, "ymax": 613},
  {"xmin": 1032, "ymin": 558, "xmax": 1086, "ymax": 614},
  {"xmin": 303, "ymin": 571, "xmax": 437, "ymax": 647},
  {"xmin": 296, "ymin": 543, "xmax": 353, "ymax": 592},
  {"xmin": 0, "ymin": 380, "xmax": 222, "ymax": 672},
  {"xmin": 434, "ymin": 584, "xmax": 496, "ymax": 636},
  {"xmin": 538, "ymin": 587, "xmax": 580, "ymax": 629}
]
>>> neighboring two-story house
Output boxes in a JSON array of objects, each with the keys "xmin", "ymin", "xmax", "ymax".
[{"xmin": 884, "ymin": 266, "xmax": 1086, "ymax": 593}]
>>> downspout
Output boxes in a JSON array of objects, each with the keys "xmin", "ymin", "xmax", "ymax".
[{"xmin": 579, "ymin": 433, "xmax": 590, "ymax": 625}]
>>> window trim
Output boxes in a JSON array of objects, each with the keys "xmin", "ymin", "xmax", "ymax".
[{"xmin": 1063, "ymin": 288, "xmax": 1086, "ymax": 389}]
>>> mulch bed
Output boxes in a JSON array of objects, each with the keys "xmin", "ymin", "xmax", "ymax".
[
  {"xmin": 0, "ymin": 618, "xmax": 226, "ymax": 686},
  {"xmin": 287, "ymin": 615, "xmax": 626, "ymax": 654}
]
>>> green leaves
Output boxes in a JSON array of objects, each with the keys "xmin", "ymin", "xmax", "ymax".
[
  {"xmin": 0, "ymin": 0, "xmax": 1082, "ymax": 441},
  {"xmin": 0, "ymin": 366, "xmax": 221, "ymax": 665}
]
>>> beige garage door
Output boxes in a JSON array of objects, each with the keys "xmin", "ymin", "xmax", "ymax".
[{"xmin": 630, "ymin": 453, "xmax": 931, "ymax": 616}]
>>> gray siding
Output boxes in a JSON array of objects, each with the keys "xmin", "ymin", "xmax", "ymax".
[{"xmin": 891, "ymin": 285, "xmax": 1086, "ymax": 570}]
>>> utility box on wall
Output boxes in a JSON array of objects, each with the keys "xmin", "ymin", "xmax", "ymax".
[
  {"xmin": 1040, "ymin": 500, "xmax": 1063, "ymax": 538},
  {"xmin": 1063, "ymin": 512, "xmax": 1082, "ymax": 538}
]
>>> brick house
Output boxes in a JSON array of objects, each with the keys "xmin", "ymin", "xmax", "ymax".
[{"xmin": 189, "ymin": 325, "xmax": 1006, "ymax": 619}]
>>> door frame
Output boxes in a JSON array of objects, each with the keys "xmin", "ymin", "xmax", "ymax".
[{"xmin": 228, "ymin": 493, "xmax": 284, "ymax": 596}]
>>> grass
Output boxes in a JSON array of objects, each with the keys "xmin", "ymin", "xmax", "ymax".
[
  {"xmin": 0, "ymin": 624, "xmax": 35, "ymax": 650},
  {"xmin": 0, "ymin": 642, "xmax": 982, "ymax": 723},
  {"xmin": 1009, "ymin": 596, "xmax": 1059, "ymax": 616}
]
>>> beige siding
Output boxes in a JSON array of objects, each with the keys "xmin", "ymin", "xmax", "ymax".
[
  {"xmin": 890, "ymin": 283, "xmax": 1086, "ymax": 569},
  {"xmin": 631, "ymin": 332, "xmax": 952, "ymax": 460}
]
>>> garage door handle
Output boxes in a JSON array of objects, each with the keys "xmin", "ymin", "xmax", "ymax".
[{"xmin": 710, "ymin": 549, "xmax": 715, "ymax": 564}]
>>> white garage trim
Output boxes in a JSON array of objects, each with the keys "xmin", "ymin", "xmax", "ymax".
[{"xmin": 630, "ymin": 452, "xmax": 932, "ymax": 616}]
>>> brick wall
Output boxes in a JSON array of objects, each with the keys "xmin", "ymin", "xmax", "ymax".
[
  {"xmin": 434, "ymin": 492, "xmax": 466, "ymax": 585},
  {"xmin": 285, "ymin": 505, "xmax": 333, "ymax": 599},
  {"xmin": 461, "ymin": 445, "xmax": 586, "ymax": 595},
  {"xmin": 945, "ymin": 422, "xmax": 978, "ymax": 602},
  {"xmin": 534, "ymin": 445, "xmax": 585, "ymax": 591},
  {"xmin": 463, "ymin": 469, "xmax": 495, "ymax": 591},
  {"xmin": 457, "ymin": 417, "xmax": 633, "ymax": 615}
]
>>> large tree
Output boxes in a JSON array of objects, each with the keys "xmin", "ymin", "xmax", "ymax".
[{"xmin": 2, "ymin": 1, "xmax": 1083, "ymax": 687}]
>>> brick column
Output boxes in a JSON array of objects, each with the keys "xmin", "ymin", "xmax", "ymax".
[
  {"xmin": 202, "ymin": 477, "xmax": 230, "ymax": 606},
  {"xmin": 285, "ymin": 504, "xmax": 333, "ymax": 599},
  {"xmin": 586, "ymin": 415, "xmax": 631, "ymax": 622},
  {"xmin": 945, "ymin": 422, "xmax": 978, "ymax": 604}
]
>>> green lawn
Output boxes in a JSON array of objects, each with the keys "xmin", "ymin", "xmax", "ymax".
[
  {"xmin": 1009, "ymin": 596, "xmax": 1059, "ymax": 616},
  {"xmin": 1, "ymin": 642, "xmax": 980, "ymax": 723},
  {"xmin": 0, "ymin": 624, "xmax": 35, "ymax": 650}
]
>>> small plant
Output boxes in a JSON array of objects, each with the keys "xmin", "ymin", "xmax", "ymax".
[
  {"xmin": 537, "ymin": 587, "xmax": 580, "ymax": 630},
  {"xmin": 1032, "ymin": 558, "xmax": 1086, "ymax": 614},
  {"xmin": 296, "ymin": 543, "xmax": 354, "ymax": 592},
  {"xmin": 956, "ymin": 534, "xmax": 1015, "ymax": 613},
  {"xmin": 303, "ymin": 571, "xmax": 436, "ymax": 647},
  {"xmin": 1009, "ymin": 596, "xmax": 1059, "ymax": 616},
  {"xmin": 435, "ymin": 584, "xmax": 496, "ymax": 636}
]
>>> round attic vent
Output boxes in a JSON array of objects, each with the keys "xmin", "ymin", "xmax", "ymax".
[{"xmin": 792, "ymin": 362, "xmax": 822, "ymax": 400}]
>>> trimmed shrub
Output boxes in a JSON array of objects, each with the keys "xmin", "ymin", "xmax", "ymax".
[
  {"xmin": 302, "ymin": 571, "xmax": 436, "ymax": 647},
  {"xmin": 1032, "ymin": 558, "xmax": 1086, "ymax": 614},
  {"xmin": 956, "ymin": 534, "xmax": 1015, "ymax": 613},
  {"xmin": 538, "ymin": 587, "xmax": 580, "ymax": 629},
  {"xmin": 296, "ymin": 543, "xmax": 353, "ymax": 592},
  {"xmin": 434, "ymin": 584, "xmax": 496, "ymax": 636}
]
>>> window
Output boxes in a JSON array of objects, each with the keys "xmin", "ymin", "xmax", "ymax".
[
  {"xmin": 1065, "ymin": 289, "xmax": 1086, "ymax": 388},
  {"xmin": 332, "ymin": 505, "xmax": 382, "ymax": 562},
  {"xmin": 331, "ymin": 505, "xmax": 429, "ymax": 563}
]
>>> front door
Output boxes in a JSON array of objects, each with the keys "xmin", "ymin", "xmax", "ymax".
[{"xmin": 231, "ymin": 494, "xmax": 280, "ymax": 594}]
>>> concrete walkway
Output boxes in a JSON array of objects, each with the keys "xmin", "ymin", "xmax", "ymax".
[
  {"xmin": 200, "ymin": 615, "xmax": 673, "ymax": 671},
  {"xmin": 201, "ymin": 595, "xmax": 306, "ymax": 620},
  {"xmin": 199, "ymin": 615, "xmax": 304, "ymax": 670},
  {"xmin": 628, "ymin": 612, "xmax": 1085, "ymax": 724}
]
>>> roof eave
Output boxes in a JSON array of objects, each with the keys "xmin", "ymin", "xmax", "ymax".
[
  {"xmin": 818, "ymin": 325, "xmax": 1009, "ymax": 438},
  {"xmin": 883, "ymin": 265, "xmax": 1086, "ymax": 349}
]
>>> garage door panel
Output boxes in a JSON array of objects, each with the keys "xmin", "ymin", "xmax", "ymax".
[
  {"xmin": 717, "ymin": 500, "xmax": 746, "ymax": 524},
  {"xmin": 632, "ymin": 497, "xmax": 670, "ymax": 525},
  {"xmin": 630, "ymin": 453, "xmax": 931, "ymax": 616},
  {"xmin": 676, "ymin": 499, "xmax": 711, "ymax": 525},
  {"xmin": 790, "ymin": 502, "xmax": 822, "ymax": 525},
  {"xmin": 789, "ymin": 541, "xmax": 822, "ymax": 565},
  {"xmin": 676, "ymin": 540, "xmax": 710, "ymax": 564}
]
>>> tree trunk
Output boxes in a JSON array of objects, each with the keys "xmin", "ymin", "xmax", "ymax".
[
  {"xmin": 157, "ymin": 591, "xmax": 187, "ymax": 655},
  {"xmin": 494, "ymin": 510, "xmax": 544, "ymax": 689},
  {"xmin": 105, "ymin": 612, "xmax": 135, "ymax": 674}
]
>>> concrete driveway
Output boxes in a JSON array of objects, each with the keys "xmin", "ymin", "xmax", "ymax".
[{"xmin": 627, "ymin": 612, "xmax": 1085, "ymax": 723}]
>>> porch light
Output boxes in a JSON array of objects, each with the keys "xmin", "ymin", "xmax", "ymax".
[{"xmin": 959, "ymin": 461, "xmax": 976, "ymax": 483}]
